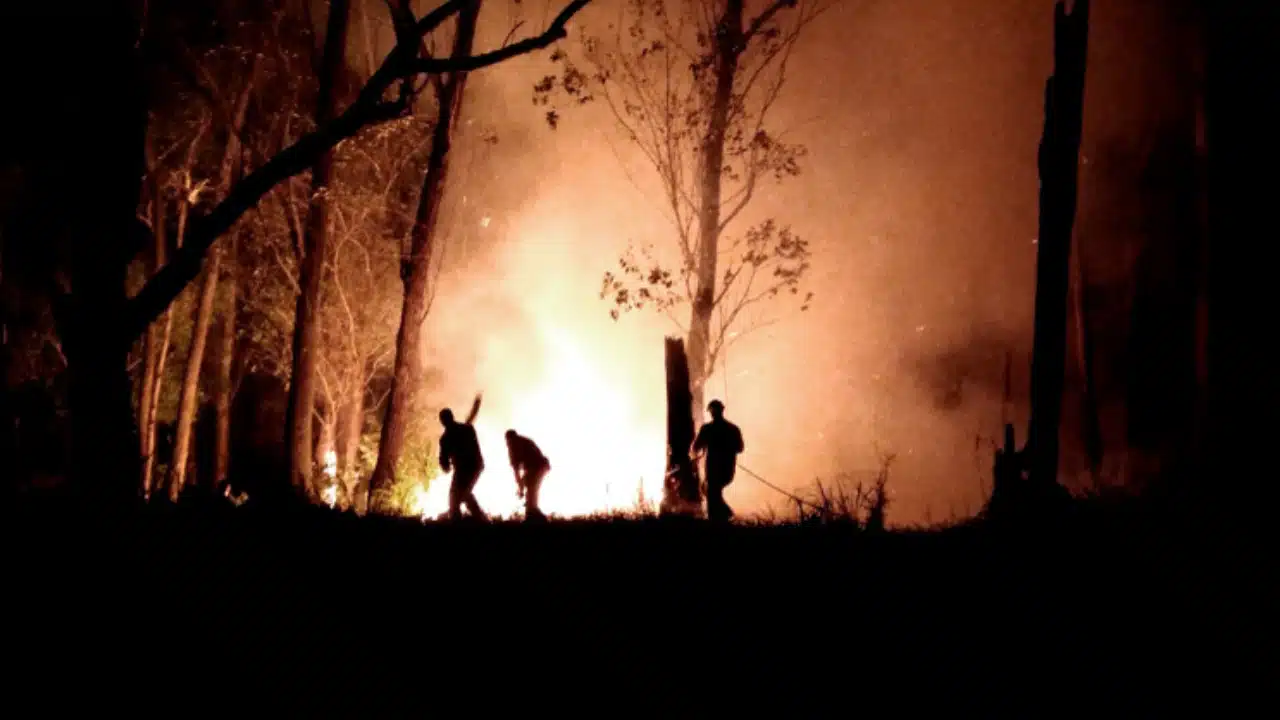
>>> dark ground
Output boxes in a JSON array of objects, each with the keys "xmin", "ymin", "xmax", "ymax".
[{"xmin": 2, "ymin": 494, "xmax": 1270, "ymax": 714}]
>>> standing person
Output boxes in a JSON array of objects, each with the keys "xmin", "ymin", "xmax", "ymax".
[
  {"xmin": 504, "ymin": 429, "xmax": 551, "ymax": 520},
  {"xmin": 693, "ymin": 399, "xmax": 744, "ymax": 522},
  {"xmin": 439, "ymin": 394, "xmax": 487, "ymax": 521}
]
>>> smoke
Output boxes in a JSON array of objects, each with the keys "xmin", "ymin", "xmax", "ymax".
[{"xmin": 363, "ymin": 0, "xmax": 1186, "ymax": 523}]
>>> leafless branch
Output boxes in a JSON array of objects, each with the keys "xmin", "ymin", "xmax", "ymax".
[{"xmin": 122, "ymin": 0, "xmax": 594, "ymax": 342}]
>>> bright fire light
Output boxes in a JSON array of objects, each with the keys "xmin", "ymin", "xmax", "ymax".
[{"xmin": 410, "ymin": 325, "xmax": 667, "ymax": 520}]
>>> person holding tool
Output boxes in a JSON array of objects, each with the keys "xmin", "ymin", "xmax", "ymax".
[
  {"xmin": 505, "ymin": 429, "xmax": 551, "ymax": 520},
  {"xmin": 693, "ymin": 399, "xmax": 744, "ymax": 522},
  {"xmin": 438, "ymin": 393, "xmax": 487, "ymax": 521}
]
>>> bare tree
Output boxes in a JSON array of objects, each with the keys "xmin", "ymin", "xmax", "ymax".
[
  {"xmin": 165, "ymin": 55, "xmax": 257, "ymax": 499},
  {"xmin": 137, "ymin": 115, "xmax": 210, "ymax": 498},
  {"xmin": 536, "ymin": 0, "xmax": 820, "ymax": 413}
]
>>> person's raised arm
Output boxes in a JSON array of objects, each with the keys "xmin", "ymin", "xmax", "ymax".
[{"xmin": 464, "ymin": 393, "xmax": 482, "ymax": 425}]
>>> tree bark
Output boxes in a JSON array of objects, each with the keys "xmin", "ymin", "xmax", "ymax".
[
  {"xmin": 50, "ymin": 4, "xmax": 149, "ymax": 503},
  {"xmin": 138, "ymin": 157, "xmax": 167, "ymax": 498},
  {"xmin": 283, "ymin": 0, "xmax": 353, "ymax": 500},
  {"xmin": 336, "ymin": 371, "xmax": 365, "ymax": 511},
  {"xmin": 686, "ymin": 0, "xmax": 745, "ymax": 419},
  {"xmin": 1025, "ymin": 0, "xmax": 1090, "ymax": 489},
  {"xmin": 214, "ymin": 231, "xmax": 237, "ymax": 489},
  {"xmin": 143, "ymin": 124, "xmax": 208, "ymax": 500},
  {"xmin": 662, "ymin": 336, "xmax": 701, "ymax": 514},
  {"xmin": 143, "ymin": 306, "xmax": 175, "ymax": 497},
  {"xmin": 167, "ymin": 248, "xmax": 221, "ymax": 499},
  {"xmin": 368, "ymin": 0, "xmax": 482, "ymax": 508},
  {"xmin": 1200, "ymin": 0, "xmax": 1280, "ymax": 512}
]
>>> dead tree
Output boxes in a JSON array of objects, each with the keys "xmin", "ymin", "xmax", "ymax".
[
  {"xmin": 1023, "ymin": 0, "xmax": 1091, "ymax": 492},
  {"xmin": 662, "ymin": 336, "xmax": 701, "ymax": 515}
]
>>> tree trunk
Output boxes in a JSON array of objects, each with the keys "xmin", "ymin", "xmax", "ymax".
[
  {"xmin": 336, "ymin": 372, "xmax": 365, "ymax": 511},
  {"xmin": 662, "ymin": 336, "xmax": 701, "ymax": 514},
  {"xmin": 214, "ymin": 231, "xmax": 237, "ymax": 489},
  {"xmin": 315, "ymin": 402, "xmax": 335, "ymax": 473},
  {"xmin": 167, "ymin": 248, "xmax": 222, "ymax": 499},
  {"xmin": 1069, "ymin": 242, "xmax": 1103, "ymax": 487},
  {"xmin": 1025, "ymin": 0, "xmax": 1090, "ymax": 489},
  {"xmin": 1200, "ymin": 0, "xmax": 1280, "ymax": 513},
  {"xmin": 143, "ymin": 306, "xmax": 175, "ymax": 497},
  {"xmin": 54, "ymin": 4, "xmax": 148, "ymax": 503},
  {"xmin": 138, "ymin": 158, "xmax": 167, "ymax": 498},
  {"xmin": 686, "ymin": 0, "xmax": 745, "ymax": 419},
  {"xmin": 368, "ymin": 0, "xmax": 482, "ymax": 508},
  {"xmin": 284, "ymin": 0, "xmax": 352, "ymax": 500}
]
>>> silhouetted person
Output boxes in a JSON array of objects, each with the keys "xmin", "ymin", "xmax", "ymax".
[
  {"xmin": 505, "ymin": 429, "xmax": 550, "ymax": 520},
  {"xmin": 693, "ymin": 399, "xmax": 744, "ymax": 522},
  {"xmin": 439, "ymin": 394, "xmax": 487, "ymax": 521}
]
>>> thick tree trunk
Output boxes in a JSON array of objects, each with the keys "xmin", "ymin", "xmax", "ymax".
[
  {"xmin": 284, "ymin": 0, "xmax": 352, "ymax": 500},
  {"xmin": 214, "ymin": 232, "xmax": 237, "ymax": 489},
  {"xmin": 1201, "ymin": 0, "xmax": 1279, "ymax": 512},
  {"xmin": 686, "ymin": 0, "xmax": 745, "ymax": 419},
  {"xmin": 167, "ymin": 248, "xmax": 222, "ymax": 499},
  {"xmin": 662, "ymin": 337, "xmax": 701, "ymax": 514},
  {"xmin": 1025, "ymin": 0, "xmax": 1089, "ymax": 489},
  {"xmin": 53, "ymin": 4, "xmax": 148, "ymax": 503},
  {"xmin": 369, "ymin": 0, "xmax": 482, "ymax": 508}
]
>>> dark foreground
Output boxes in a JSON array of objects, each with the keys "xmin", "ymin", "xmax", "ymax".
[{"xmin": 3, "ymin": 495, "xmax": 1270, "ymax": 713}]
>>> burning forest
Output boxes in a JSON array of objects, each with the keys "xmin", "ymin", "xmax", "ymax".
[{"xmin": 1, "ymin": 0, "xmax": 1271, "ymax": 707}]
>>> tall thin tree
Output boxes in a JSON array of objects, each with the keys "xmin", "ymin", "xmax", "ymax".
[
  {"xmin": 283, "ymin": 0, "xmax": 353, "ymax": 499},
  {"xmin": 368, "ymin": 0, "xmax": 483, "ymax": 509}
]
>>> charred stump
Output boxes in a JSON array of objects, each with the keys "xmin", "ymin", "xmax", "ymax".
[
  {"xmin": 662, "ymin": 337, "xmax": 702, "ymax": 516},
  {"xmin": 1026, "ymin": 0, "xmax": 1090, "ymax": 489},
  {"xmin": 991, "ymin": 0, "xmax": 1089, "ymax": 515}
]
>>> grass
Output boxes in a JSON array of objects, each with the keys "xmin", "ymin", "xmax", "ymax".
[{"xmin": 3, "ymin": 488, "xmax": 1268, "ymax": 712}]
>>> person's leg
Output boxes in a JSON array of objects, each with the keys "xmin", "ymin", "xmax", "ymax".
[
  {"xmin": 706, "ymin": 479, "xmax": 721, "ymax": 521},
  {"xmin": 525, "ymin": 466, "xmax": 546, "ymax": 519},
  {"xmin": 707, "ymin": 475, "xmax": 731, "ymax": 522},
  {"xmin": 448, "ymin": 477, "xmax": 464, "ymax": 520},
  {"xmin": 460, "ymin": 470, "xmax": 487, "ymax": 520}
]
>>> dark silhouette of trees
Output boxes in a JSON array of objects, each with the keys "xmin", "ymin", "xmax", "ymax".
[
  {"xmin": 1024, "ymin": 0, "xmax": 1090, "ymax": 491},
  {"xmin": 663, "ymin": 336, "xmax": 700, "ymax": 513},
  {"xmin": 282, "ymin": 0, "xmax": 352, "ymax": 501},
  {"xmin": 3, "ymin": 0, "xmax": 591, "ymax": 500},
  {"xmin": 369, "ymin": 0, "xmax": 483, "ymax": 510},
  {"xmin": 1199, "ymin": 0, "xmax": 1280, "ymax": 511}
]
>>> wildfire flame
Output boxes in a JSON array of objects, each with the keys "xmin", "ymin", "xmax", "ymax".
[
  {"xmin": 321, "ymin": 450, "xmax": 338, "ymax": 508},
  {"xmin": 409, "ymin": 325, "xmax": 666, "ymax": 520}
]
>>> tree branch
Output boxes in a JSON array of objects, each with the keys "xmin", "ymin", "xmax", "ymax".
[
  {"xmin": 122, "ymin": 0, "xmax": 594, "ymax": 343},
  {"xmin": 743, "ymin": 0, "xmax": 798, "ymax": 46},
  {"xmin": 412, "ymin": 0, "xmax": 589, "ymax": 74}
]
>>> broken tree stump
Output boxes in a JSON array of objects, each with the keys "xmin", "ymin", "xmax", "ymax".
[
  {"xmin": 662, "ymin": 336, "xmax": 702, "ymax": 516},
  {"xmin": 1026, "ymin": 0, "xmax": 1090, "ymax": 491}
]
